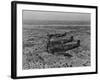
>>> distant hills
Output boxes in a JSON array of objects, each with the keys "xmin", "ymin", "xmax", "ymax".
[
  {"xmin": 23, "ymin": 24, "xmax": 90, "ymax": 31},
  {"xmin": 23, "ymin": 20, "xmax": 90, "ymax": 25}
]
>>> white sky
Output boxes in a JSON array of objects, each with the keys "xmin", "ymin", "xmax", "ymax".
[{"xmin": 23, "ymin": 10, "xmax": 90, "ymax": 25}]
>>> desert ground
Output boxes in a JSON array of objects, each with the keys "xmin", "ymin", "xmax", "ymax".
[{"xmin": 22, "ymin": 25, "xmax": 90, "ymax": 69}]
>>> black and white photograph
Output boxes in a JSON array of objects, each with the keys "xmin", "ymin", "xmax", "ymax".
[
  {"xmin": 11, "ymin": 1, "xmax": 97, "ymax": 79},
  {"xmin": 22, "ymin": 10, "xmax": 91, "ymax": 69}
]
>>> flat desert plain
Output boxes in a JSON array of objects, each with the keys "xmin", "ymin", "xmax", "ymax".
[{"xmin": 22, "ymin": 25, "xmax": 90, "ymax": 69}]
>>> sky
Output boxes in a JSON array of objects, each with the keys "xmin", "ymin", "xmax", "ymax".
[{"xmin": 23, "ymin": 10, "xmax": 90, "ymax": 25}]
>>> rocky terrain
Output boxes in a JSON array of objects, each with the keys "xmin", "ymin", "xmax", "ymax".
[{"xmin": 22, "ymin": 25, "xmax": 90, "ymax": 70}]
